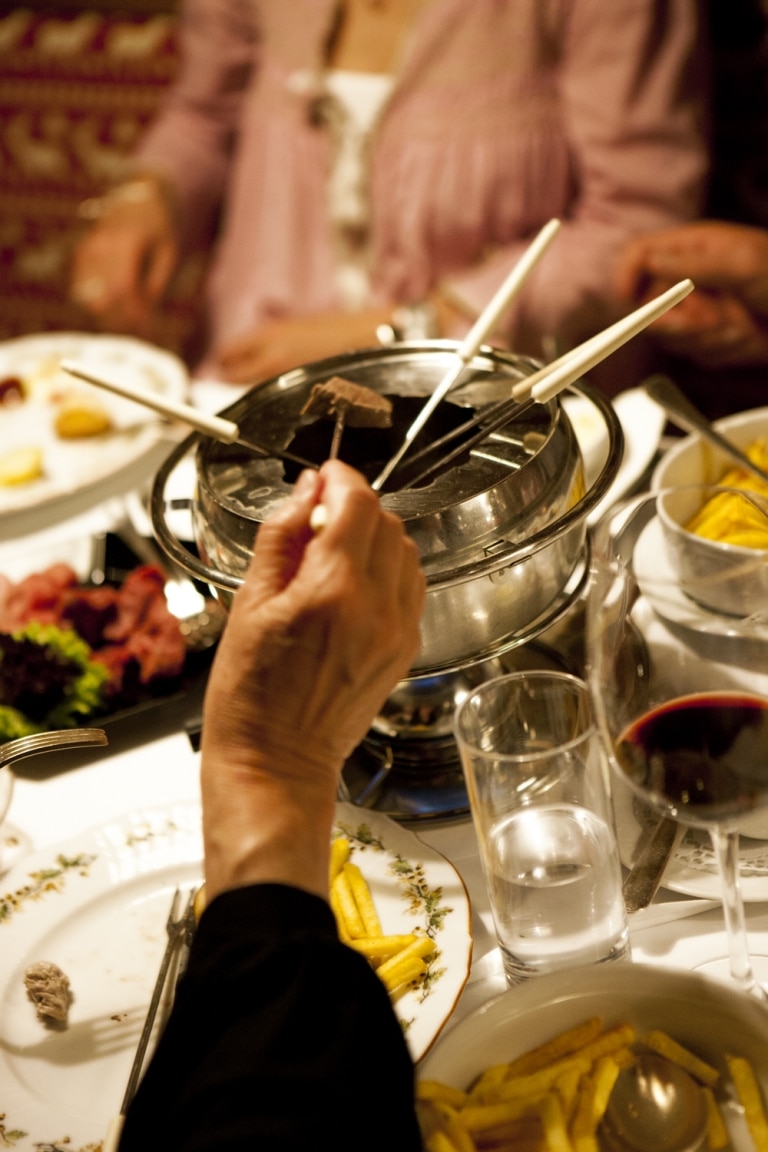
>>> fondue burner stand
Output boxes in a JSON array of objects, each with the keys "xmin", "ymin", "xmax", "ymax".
[
  {"xmin": 342, "ymin": 605, "xmax": 589, "ymax": 822},
  {"xmin": 151, "ymin": 343, "xmax": 622, "ymax": 824}
]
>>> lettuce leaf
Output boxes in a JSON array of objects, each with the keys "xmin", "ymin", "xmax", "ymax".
[{"xmin": 0, "ymin": 622, "xmax": 109, "ymax": 739}]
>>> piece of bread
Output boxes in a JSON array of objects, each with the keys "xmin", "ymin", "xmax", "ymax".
[
  {"xmin": 0, "ymin": 445, "xmax": 43, "ymax": 486},
  {"xmin": 54, "ymin": 395, "xmax": 112, "ymax": 439}
]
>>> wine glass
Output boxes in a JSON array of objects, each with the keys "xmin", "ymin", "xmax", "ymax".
[{"xmin": 586, "ymin": 483, "xmax": 768, "ymax": 997}]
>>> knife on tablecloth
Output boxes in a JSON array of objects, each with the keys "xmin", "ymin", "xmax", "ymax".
[{"xmin": 623, "ymin": 815, "xmax": 684, "ymax": 913}]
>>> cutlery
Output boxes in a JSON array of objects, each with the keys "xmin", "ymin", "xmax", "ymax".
[
  {"xmin": 601, "ymin": 1052, "xmax": 708, "ymax": 1152},
  {"xmin": 373, "ymin": 275, "xmax": 693, "ymax": 491},
  {"xmin": 645, "ymin": 373, "xmax": 768, "ymax": 485},
  {"xmin": 629, "ymin": 898, "xmax": 720, "ymax": 932},
  {"xmin": 0, "ymin": 727, "xmax": 108, "ymax": 766},
  {"xmin": 372, "ymin": 217, "xmax": 562, "ymax": 490},
  {"xmin": 623, "ymin": 815, "xmax": 685, "ymax": 913},
  {"xmin": 103, "ymin": 887, "xmax": 195, "ymax": 1152},
  {"xmin": 60, "ymin": 362, "xmax": 317, "ymax": 471},
  {"xmin": 508, "ymin": 281, "xmax": 694, "ymax": 405}
]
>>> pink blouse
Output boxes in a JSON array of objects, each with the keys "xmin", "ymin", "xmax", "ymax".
[{"xmin": 136, "ymin": 0, "xmax": 709, "ymax": 371}]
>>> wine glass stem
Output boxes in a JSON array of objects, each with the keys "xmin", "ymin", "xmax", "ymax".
[{"xmin": 709, "ymin": 825, "xmax": 765, "ymax": 997}]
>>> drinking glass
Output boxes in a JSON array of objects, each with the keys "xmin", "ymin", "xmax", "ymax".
[
  {"xmin": 587, "ymin": 484, "xmax": 768, "ymax": 996},
  {"xmin": 454, "ymin": 670, "xmax": 629, "ymax": 984}
]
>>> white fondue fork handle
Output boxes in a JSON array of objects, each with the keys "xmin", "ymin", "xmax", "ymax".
[
  {"xmin": 509, "ymin": 279, "xmax": 694, "ymax": 405},
  {"xmin": 61, "ymin": 360, "xmax": 242, "ymax": 444},
  {"xmin": 371, "ymin": 217, "xmax": 562, "ymax": 490}
]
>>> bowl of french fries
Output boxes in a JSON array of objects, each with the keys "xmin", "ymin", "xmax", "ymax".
[
  {"xmin": 652, "ymin": 407, "xmax": 768, "ymax": 619},
  {"xmin": 417, "ymin": 962, "xmax": 768, "ymax": 1151}
]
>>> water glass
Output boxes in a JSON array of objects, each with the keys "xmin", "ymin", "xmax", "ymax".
[{"xmin": 454, "ymin": 670, "xmax": 629, "ymax": 985}]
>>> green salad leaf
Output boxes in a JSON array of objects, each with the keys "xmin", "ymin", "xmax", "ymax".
[{"xmin": 0, "ymin": 622, "xmax": 109, "ymax": 740}]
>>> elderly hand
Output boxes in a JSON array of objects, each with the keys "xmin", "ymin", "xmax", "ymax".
[
  {"xmin": 69, "ymin": 176, "xmax": 178, "ymax": 337},
  {"xmin": 214, "ymin": 311, "xmax": 394, "ymax": 384},
  {"xmin": 616, "ymin": 221, "xmax": 768, "ymax": 367},
  {"xmin": 200, "ymin": 461, "xmax": 425, "ymax": 900}
]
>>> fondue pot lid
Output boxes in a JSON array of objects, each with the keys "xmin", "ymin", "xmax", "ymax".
[{"xmin": 192, "ymin": 343, "xmax": 588, "ymax": 566}]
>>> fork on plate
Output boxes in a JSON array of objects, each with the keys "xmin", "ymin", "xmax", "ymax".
[{"xmin": 102, "ymin": 885, "xmax": 197, "ymax": 1152}]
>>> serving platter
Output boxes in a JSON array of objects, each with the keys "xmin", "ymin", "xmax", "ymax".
[
  {"xmin": 0, "ymin": 332, "xmax": 187, "ymax": 528},
  {"xmin": 0, "ymin": 801, "xmax": 471, "ymax": 1149}
]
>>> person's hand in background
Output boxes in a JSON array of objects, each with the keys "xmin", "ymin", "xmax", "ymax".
[
  {"xmin": 212, "ymin": 292, "xmax": 465, "ymax": 385},
  {"xmin": 214, "ymin": 311, "xmax": 393, "ymax": 384},
  {"xmin": 616, "ymin": 221, "xmax": 768, "ymax": 367},
  {"xmin": 69, "ymin": 176, "xmax": 178, "ymax": 338}
]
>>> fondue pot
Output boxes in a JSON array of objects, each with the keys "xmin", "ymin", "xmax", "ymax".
[{"xmin": 151, "ymin": 343, "xmax": 622, "ymax": 676}]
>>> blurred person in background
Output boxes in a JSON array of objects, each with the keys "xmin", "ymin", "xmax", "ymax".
[
  {"xmin": 616, "ymin": 0, "xmax": 768, "ymax": 418},
  {"xmin": 70, "ymin": 0, "xmax": 708, "ymax": 388}
]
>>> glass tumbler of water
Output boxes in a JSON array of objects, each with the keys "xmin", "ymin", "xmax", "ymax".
[{"xmin": 454, "ymin": 670, "xmax": 630, "ymax": 985}]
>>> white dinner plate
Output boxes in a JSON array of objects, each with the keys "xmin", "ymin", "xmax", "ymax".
[
  {"xmin": 0, "ymin": 801, "xmax": 471, "ymax": 1148},
  {"xmin": 613, "ymin": 776, "xmax": 768, "ymax": 901},
  {"xmin": 0, "ymin": 332, "xmax": 188, "ymax": 527},
  {"xmin": 563, "ymin": 386, "xmax": 666, "ymax": 525}
]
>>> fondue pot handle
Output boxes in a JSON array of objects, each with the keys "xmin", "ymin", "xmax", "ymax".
[{"xmin": 150, "ymin": 432, "xmax": 242, "ymax": 593}]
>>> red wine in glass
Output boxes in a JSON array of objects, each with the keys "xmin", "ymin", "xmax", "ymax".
[
  {"xmin": 616, "ymin": 689, "xmax": 768, "ymax": 996},
  {"xmin": 616, "ymin": 691, "xmax": 768, "ymax": 826}
]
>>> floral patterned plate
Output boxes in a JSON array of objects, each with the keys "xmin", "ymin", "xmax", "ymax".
[{"xmin": 0, "ymin": 801, "xmax": 472, "ymax": 1150}]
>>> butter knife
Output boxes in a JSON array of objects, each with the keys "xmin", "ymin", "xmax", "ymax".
[{"xmin": 623, "ymin": 815, "xmax": 684, "ymax": 913}]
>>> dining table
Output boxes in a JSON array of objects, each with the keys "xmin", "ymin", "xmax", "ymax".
[
  {"xmin": 9, "ymin": 706, "xmax": 768, "ymax": 1018},
  {"xmin": 3, "ymin": 375, "xmax": 768, "ymax": 1148}
]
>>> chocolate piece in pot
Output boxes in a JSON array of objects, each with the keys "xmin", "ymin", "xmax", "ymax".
[
  {"xmin": 301, "ymin": 376, "xmax": 393, "ymax": 429},
  {"xmin": 24, "ymin": 960, "xmax": 71, "ymax": 1025},
  {"xmin": 302, "ymin": 376, "xmax": 394, "ymax": 460}
]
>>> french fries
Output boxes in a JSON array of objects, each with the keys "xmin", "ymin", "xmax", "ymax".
[
  {"xmin": 329, "ymin": 835, "xmax": 437, "ymax": 997},
  {"xmin": 685, "ymin": 439, "xmax": 768, "ymax": 549},
  {"xmin": 195, "ymin": 834, "xmax": 439, "ymax": 1000},
  {"xmin": 726, "ymin": 1055, "xmax": 768, "ymax": 1149},
  {"xmin": 417, "ymin": 1017, "xmax": 768, "ymax": 1152}
]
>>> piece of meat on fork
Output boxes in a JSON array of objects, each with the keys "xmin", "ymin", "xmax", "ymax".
[{"xmin": 301, "ymin": 376, "xmax": 393, "ymax": 459}]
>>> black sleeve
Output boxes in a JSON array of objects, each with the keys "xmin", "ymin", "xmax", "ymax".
[{"xmin": 119, "ymin": 884, "xmax": 423, "ymax": 1152}]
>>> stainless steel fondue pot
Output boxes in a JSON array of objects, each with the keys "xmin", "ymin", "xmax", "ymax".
[{"xmin": 151, "ymin": 343, "xmax": 623, "ymax": 675}]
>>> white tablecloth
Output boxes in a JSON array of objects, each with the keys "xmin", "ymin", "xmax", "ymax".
[{"xmin": 9, "ymin": 719, "xmax": 768, "ymax": 1037}]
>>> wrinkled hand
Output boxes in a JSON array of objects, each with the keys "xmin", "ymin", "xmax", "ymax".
[
  {"xmin": 215, "ymin": 311, "xmax": 394, "ymax": 385},
  {"xmin": 69, "ymin": 179, "xmax": 178, "ymax": 337},
  {"xmin": 200, "ymin": 462, "xmax": 425, "ymax": 898},
  {"xmin": 205, "ymin": 462, "xmax": 424, "ymax": 770},
  {"xmin": 635, "ymin": 289, "xmax": 768, "ymax": 368},
  {"xmin": 616, "ymin": 221, "xmax": 768, "ymax": 367}
]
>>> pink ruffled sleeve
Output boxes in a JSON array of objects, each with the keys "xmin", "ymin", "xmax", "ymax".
[{"xmin": 132, "ymin": 0, "xmax": 260, "ymax": 247}]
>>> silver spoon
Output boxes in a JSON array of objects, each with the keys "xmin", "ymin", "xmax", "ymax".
[
  {"xmin": 645, "ymin": 374, "xmax": 768, "ymax": 485},
  {"xmin": 600, "ymin": 1053, "xmax": 708, "ymax": 1152}
]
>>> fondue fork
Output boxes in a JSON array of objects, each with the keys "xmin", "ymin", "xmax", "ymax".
[
  {"xmin": 395, "ymin": 395, "xmax": 536, "ymax": 488},
  {"xmin": 372, "ymin": 218, "xmax": 562, "ymax": 491},
  {"xmin": 507, "ymin": 280, "xmax": 694, "ymax": 406},
  {"xmin": 380, "ymin": 279, "xmax": 695, "ymax": 490},
  {"xmin": 60, "ymin": 362, "xmax": 317, "ymax": 472}
]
